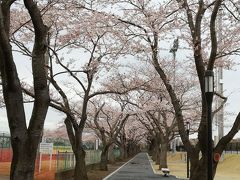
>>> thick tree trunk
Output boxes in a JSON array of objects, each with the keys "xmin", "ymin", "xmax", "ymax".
[
  {"xmin": 108, "ymin": 144, "xmax": 115, "ymax": 164},
  {"xmin": 100, "ymin": 146, "xmax": 109, "ymax": 171},
  {"xmin": 189, "ymin": 157, "xmax": 207, "ymax": 180},
  {"xmin": 152, "ymin": 146, "xmax": 160, "ymax": 164},
  {"xmin": 159, "ymin": 143, "xmax": 168, "ymax": 169},
  {"xmin": 119, "ymin": 144, "xmax": 128, "ymax": 160},
  {"xmin": 119, "ymin": 145, "xmax": 125, "ymax": 160},
  {"xmin": 10, "ymin": 138, "xmax": 37, "ymax": 180},
  {"xmin": 152, "ymin": 140, "xmax": 160, "ymax": 164},
  {"xmin": 189, "ymin": 155, "xmax": 218, "ymax": 180},
  {"xmin": 65, "ymin": 117, "xmax": 88, "ymax": 180},
  {"xmin": 155, "ymin": 145, "xmax": 160, "ymax": 165},
  {"xmin": 155, "ymin": 151, "xmax": 160, "ymax": 165},
  {"xmin": 124, "ymin": 148, "xmax": 128, "ymax": 159},
  {"xmin": 148, "ymin": 138, "xmax": 155, "ymax": 156},
  {"xmin": 74, "ymin": 148, "xmax": 88, "ymax": 180},
  {"xmin": 152, "ymin": 144, "xmax": 157, "ymax": 161},
  {"xmin": 0, "ymin": 1, "xmax": 49, "ymax": 180}
]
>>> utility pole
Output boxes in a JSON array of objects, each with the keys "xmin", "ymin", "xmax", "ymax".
[
  {"xmin": 170, "ymin": 38, "xmax": 179, "ymax": 153},
  {"xmin": 216, "ymin": 7, "xmax": 224, "ymax": 142},
  {"xmin": 216, "ymin": 68, "xmax": 224, "ymax": 139}
]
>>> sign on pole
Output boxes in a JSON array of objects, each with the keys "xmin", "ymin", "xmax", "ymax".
[{"xmin": 39, "ymin": 143, "xmax": 53, "ymax": 154}]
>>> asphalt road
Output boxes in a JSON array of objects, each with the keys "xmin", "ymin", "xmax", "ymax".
[{"xmin": 103, "ymin": 153, "xmax": 178, "ymax": 180}]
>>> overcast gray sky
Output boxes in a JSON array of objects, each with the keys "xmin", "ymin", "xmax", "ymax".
[
  {"xmin": 1, "ymin": 34, "xmax": 240, "ymax": 139},
  {"xmin": 1, "ymin": 57, "xmax": 240, "ymax": 139}
]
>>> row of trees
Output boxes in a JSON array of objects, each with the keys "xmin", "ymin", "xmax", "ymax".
[{"xmin": 0, "ymin": 0, "xmax": 240, "ymax": 180}]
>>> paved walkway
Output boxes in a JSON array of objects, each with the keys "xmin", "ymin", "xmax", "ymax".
[{"xmin": 104, "ymin": 153, "xmax": 178, "ymax": 180}]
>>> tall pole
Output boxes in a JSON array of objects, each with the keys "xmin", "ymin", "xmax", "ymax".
[
  {"xmin": 207, "ymin": 96, "xmax": 213, "ymax": 180},
  {"xmin": 186, "ymin": 122, "xmax": 190, "ymax": 178},
  {"xmin": 217, "ymin": 7, "xmax": 224, "ymax": 142},
  {"xmin": 205, "ymin": 70, "xmax": 214, "ymax": 180},
  {"xmin": 170, "ymin": 38, "xmax": 179, "ymax": 90},
  {"xmin": 217, "ymin": 67, "xmax": 224, "ymax": 139},
  {"xmin": 170, "ymin": 38, "xmax": 179, "ymax": 154}
]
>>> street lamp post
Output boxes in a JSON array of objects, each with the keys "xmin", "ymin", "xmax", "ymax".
[
  {"xmin": 205, "ymin": 70, "xmax": 214, "ymax": 180},
  {"xmin": 186, "ymin": 122, "xmax": 190, "ymax": 178},
  {"xmin": 170, "ymin": 38, "xmax": 179, "ymax": 90}
]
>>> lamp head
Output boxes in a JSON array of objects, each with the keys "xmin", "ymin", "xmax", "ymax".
[{"xmin": 205, "ymin": 70, "xmax": 214, "ymax": 93}]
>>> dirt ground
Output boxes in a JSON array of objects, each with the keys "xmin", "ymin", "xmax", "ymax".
[
  {"xmin": 152, "ymin": 152, "xmax": 240, "ymax": 180},
  {"xmin": 214, "ymin": 154, "xmax": 240, "ymax": 180},
  {"xmin": 87, "ymin": 161, "xmax": 127, "ymax": 180},
  {"xmin": 0, "ymin": 159, "xmax": 128, "ymax": 180},
  {"xmin": 0, "ymin": 162, "xmax": 10, "ymax": 176}
]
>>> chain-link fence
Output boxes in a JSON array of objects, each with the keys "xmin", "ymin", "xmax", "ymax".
[
  {"xmin": 56, "ymin": 150, "xmax": 102, "ymax": 172},
  {"xmin": 56, "ymin": 149, "xmax": 120, "ymax": 172},
  {"xmin": 85, "ymin": 150, "xmax": 102, "ymax": 165},
  {"xmin": 56, "ymin": 151, "xmax": 75, "ymax": 171}
]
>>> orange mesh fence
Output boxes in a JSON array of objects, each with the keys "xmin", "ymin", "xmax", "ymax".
[
  {"xmin": 0, "ymin": 148, "xmax": 12, "ymax": 162},
  {"xmin": 0, "ymin": 150, "xmax": 57, "ymax": 180},
  {"xmin": 0, "ymin": 148, "xmax": 118, "ymax": 180}
]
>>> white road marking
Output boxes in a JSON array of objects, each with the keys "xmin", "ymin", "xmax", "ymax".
[
  {"xmin": 102, "ymin": 154, "xmax": 139, "ymax": 180},
  {"xmin": 147, "ymin": 153, "xmax": 158, "ymax": 174}
]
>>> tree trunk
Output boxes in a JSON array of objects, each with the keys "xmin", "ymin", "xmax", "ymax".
[
  {"xmin": 152, "ymin": 140, "xmax": 160, "ymax": 164},
  {"xmin": 74, "ymin": 148, "xmax": 88, "ymax": 180},
  {"xmin": 188, "ymin": 154, "xmax": 218, "ymax": 180},
  {"xmin": 159, "ymin": 142, "xmax": 168, "ymax": 169},
  {"xmin": 120, "ymin": 144, "xmax": 127, "ymax": 160},
  {"xmin": 189, "ymin": 157, "xmax": 207, "ymax": 180},
  {"xmin": 119, "ymin": 145, "xmax": 125, "ymax": 160},
  {"xmin": 108, "ymin": 144, "xmax": 115, "ymax": 164},
  {"xmin": 10, "ymin": 138, "xmax": 37, "ymax": 180},
  {"xmin": 100, "ymin": 146, "xmax": 109, "ymax": 171},
  {"xmin": 148, "ymin": 139, "xmax": 155, "ymax": 156},
  {"xmin": 0, "ymin": 1, "xmax": 49, "ymax": 180},
  {"xmin": 155, "ymin": 146, "xmax": 160, "ymax": 165},
  {"xmin": 65, "ymin": 117, "xmax": 88, "ymax": 180},
  {"xmin": 124, "ymin": 148, "xmax": 128, "ymax": 159}
]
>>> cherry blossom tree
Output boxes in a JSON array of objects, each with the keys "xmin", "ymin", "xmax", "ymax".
[
  {"xmin": 122, "ymin": 63, "xmax": 199, "ymax": 169},
  {"xmin": 124, "ymin": 123, "xmax": 145, "ymax": 156},
  {"xmin": 133, "ymin": 88, "xmax": 178, "ymax": 169},
  {"xmin": 6, "ymin": 1, "xmax": 240, "ymax": 180},
  {"xmin": 173, "ymin": 1, "xmax": 240, "ymax": 179},
  {"xmin": 45, "ymin": 21, "xmax": 130, "ymax": 180},
  {"xmin": 85, "ymin": 1, "xmax": 240, "ymax": 179},
  {"xmin": 12, "ymin": 2, "xmax": 137, "ymax": 179},
  {"xmin": 0, "ymin": 1, "xmax": 50, "ymax": 179},
  {"xmin": 87, "ymin": 98, "xmax": 131, "ymax": 171},
  {"xmin": 115, "ymin": 119, "xmax": 146, "ymax": 160},
  {"xmin": 103, "ymin": 0, "xmax": 240, "ymax": 179}
]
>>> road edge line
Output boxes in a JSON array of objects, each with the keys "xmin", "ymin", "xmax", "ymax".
[
  {"xmin": 146, "ymin": 153, "xmax": 158, "ymax": 174},
  {"xmin": 102, "ymin": 153, "xmax": 138, "ymax": 180}
]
